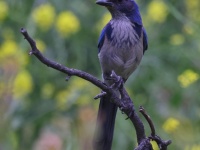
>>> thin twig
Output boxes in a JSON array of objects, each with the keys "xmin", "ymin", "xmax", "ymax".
[
  {"xmin": 139, "ymin": 106, "xmax": 155, "ymax": 136},
  {"xmin": 139, "ymin": 106, "xmax": 172, "ymax": 150},
  {"xmin": 20, "ymin": 28, "xmax": 108, "ymax": 92}
]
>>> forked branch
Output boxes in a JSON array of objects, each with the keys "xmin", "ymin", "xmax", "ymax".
[{"xmin": 20, "ymin": 28, "xmax": 171, "ymax": 150}]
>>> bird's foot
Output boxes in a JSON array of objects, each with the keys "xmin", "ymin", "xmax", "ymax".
[{"xmin": 110, "ymin": 70, "xmax": 124, "ymax": 90}]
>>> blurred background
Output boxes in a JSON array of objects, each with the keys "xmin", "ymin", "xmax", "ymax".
[{"xmin": 0, "ymin": 0, "xmax": 200, "ymax": 149}]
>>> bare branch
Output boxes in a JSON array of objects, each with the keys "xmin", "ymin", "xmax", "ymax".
[
  {"xmin": 118, "ymin": 85, "xmax": 146, "ymax": 144},
  {"xmin": 139, "ymin": 106, "xmax": 172, "ymax": 150},
  {"xmin": 20, "ymin": 28, "xmax": 171, "ymax": 150},
  {"xmin": 20, "ymin": 28, "xmax": 108, "ymax": 91},
  {"xmin": 139, "ymin": 106, "xmax": 156, "ymax": 136}
]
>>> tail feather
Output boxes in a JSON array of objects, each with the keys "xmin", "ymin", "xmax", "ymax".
[{"xmin": 93, "ymin": 95, "xmax": 118, "ymax": 150}]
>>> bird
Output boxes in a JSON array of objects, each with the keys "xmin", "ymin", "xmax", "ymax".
[{"xmin": 93, "ymin": 0, "xmax": 148, "ymax": 150}]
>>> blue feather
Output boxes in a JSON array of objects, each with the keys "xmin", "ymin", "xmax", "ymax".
[
  {"xmin": 142, "ymin": 27, "xmax": 148, "ymax": 53},
  {"xmin": 98, "ymin": 22, "xmax": 112, "ymax": 53},
  {"xmin": 127, "ymin": 1, "xmax": 148, "ymax": 53},
  {"xmin": 132, "ymin": 23, "xmax": 142, "ymax": 39}
]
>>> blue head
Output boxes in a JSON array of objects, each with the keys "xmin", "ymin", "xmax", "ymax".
[{"xmin": 96, "ymin": 0, "xmax": 143, "ymax": 25}]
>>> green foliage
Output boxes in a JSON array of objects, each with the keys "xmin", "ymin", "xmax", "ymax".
[{"xmin": 0, "ymin": 0, "xmax": 200, "ymax": 149}]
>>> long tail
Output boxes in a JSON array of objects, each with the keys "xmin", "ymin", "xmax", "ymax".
[{"xmin": 93, "ymin": 95, "xmax": 118, "ymax": 150}]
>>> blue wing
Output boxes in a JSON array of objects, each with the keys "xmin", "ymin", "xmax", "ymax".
[
  {"xmin": 142, "ymin": 27, "xmax": 148, "ymax": 53},
  {"xmin": 131, "ymin": 24, "xmax": 148, "ymax": 53},
  {"xmin": 131, "ymin": 24, "xmax": 148, "ymax": 54},
  {"xmin": 98, "ymin": 27, "xmax": 106, "ymax": 53},
  {"xmin": 98, "ymin": 23, "xmax": 112, "ymax": 53},
  {"xmin": 127, "ymin": 1, "xmax": 148, "ymax": 53}
]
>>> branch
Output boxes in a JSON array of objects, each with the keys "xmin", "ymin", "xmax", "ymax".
[
  {"xmin": 139, "ymin": 107, "xmax": 172, "ymax": 150},
  {"xmin": 20, "ymin": 28, "xmax": 171, "ymax": 150},
  {"xmin": 139, "ymin": 106, "xmax": 155, "ymax": 136},
  {"xmin": 20, "ymin": 28, "xmax": 107, "ymax": 92}
]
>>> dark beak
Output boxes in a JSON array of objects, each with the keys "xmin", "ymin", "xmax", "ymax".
[{"xmin": 96, "ymin": 0, "xmax": 113, "ymax": 7}]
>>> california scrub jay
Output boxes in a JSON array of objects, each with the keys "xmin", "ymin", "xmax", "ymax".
[{"xmin": 93, "ymin": 0, "xmax": 148, "ymax": 150}]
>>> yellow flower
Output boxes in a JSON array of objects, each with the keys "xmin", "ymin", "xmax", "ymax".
[
  {"xmin": 96, "ymin": 12, "xmax": 111, "ymax": 32},
  {"xmin": 35, "ymin": 39, "xmax": 46, "ymax": 53},
  {"xmin": 55, "ymin": 11, "xmax": 80, "ymax": 37},
  {"xmin": 0, "ymin": 1, "xmax": 8, "ymax": 22},
  {"xmin": 32, "ymin": 3, "xmax": 55, "ymax": 31},
  {"xmin": 0, "ymin": 40, "xmax": 18, "ymax": 59},
  {"xmin": 147, "ymin": 0, "xmax": 168, "ymax": 23},
  {"xmin": 150, "ymin": 141, "xmax": 159, "ymax": 150},
  {"xmin": 0, "ymin": 39, "xmax": 29, "ymax": 68},
  {"xmin": 170, "ymin": 34, "xmax": 185, "ymax": 46},
  {"xmin": 163, "ymin": 117, "xmax": 180, "ymax": 133},
  {"xmin": 13, "ymin": 70, "xmax": 33, "ymax": 99},
  {"xmin": 178, "ymin": 70, "xmax": 199, "ymax": 88}
]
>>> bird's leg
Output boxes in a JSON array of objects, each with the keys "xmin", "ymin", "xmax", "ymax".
[
  {"xmin": 94, "ymin": 71, "xmax": 124, "ymax": 100},
  {"xmin": 110, "ymin": 70, "xmax": 124, "ymax": 89}
]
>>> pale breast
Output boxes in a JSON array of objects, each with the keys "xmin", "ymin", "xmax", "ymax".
[
  {"xmin": 99, "ymin": 19, "xmax": 143, "ymax": 79},
  {"xmin": 110, "ymin": 18, "xmax": 139, "ymax": 48}
]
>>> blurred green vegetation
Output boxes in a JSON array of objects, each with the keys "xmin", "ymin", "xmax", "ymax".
[{"xmin": 0, "ymin": 0, "xmax": 200, "ymax": 150}]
